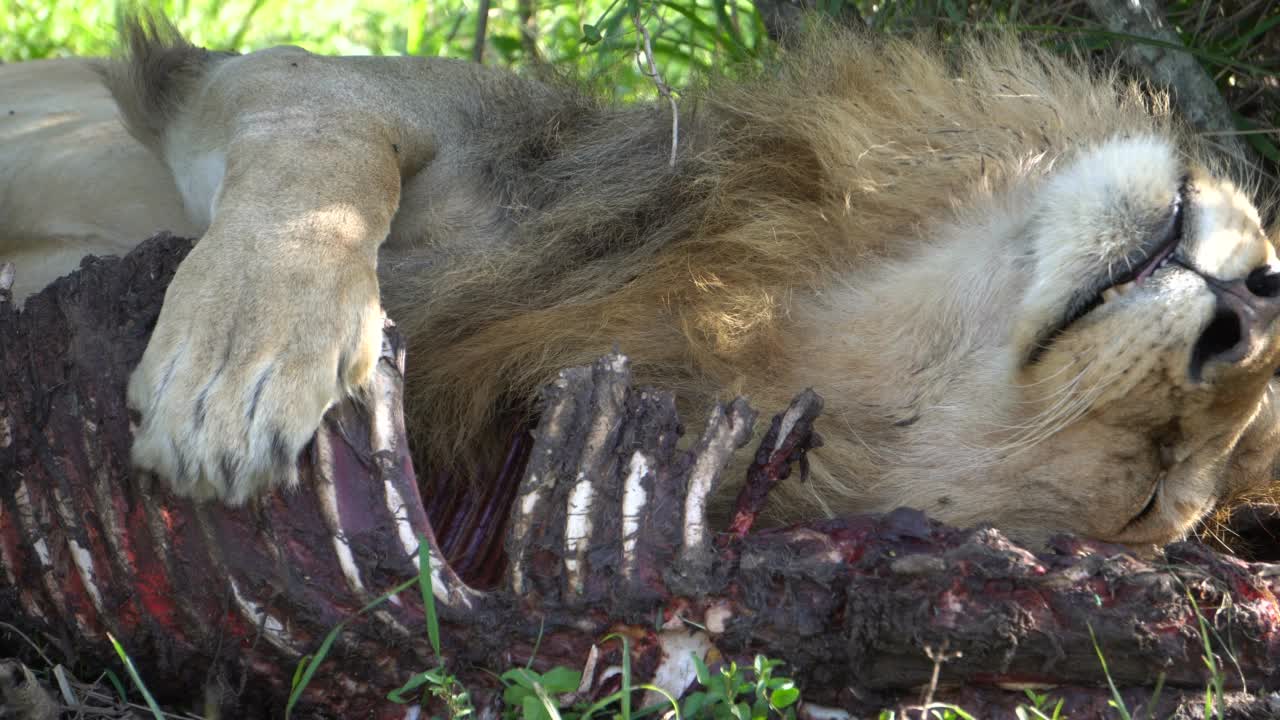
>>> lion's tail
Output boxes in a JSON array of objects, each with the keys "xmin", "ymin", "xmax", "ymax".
[{"xmin": 95, "ymin": 14, "xmax": 234, "ymax": 150}]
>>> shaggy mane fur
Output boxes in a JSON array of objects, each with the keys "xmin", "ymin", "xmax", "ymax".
[{"xmin": 380, "ymin": 29, "xmax": 1183, "ymax": 519}]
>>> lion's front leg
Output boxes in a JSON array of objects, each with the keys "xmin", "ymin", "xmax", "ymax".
[{"xmin": 128, "ymin": 108, "xmax": 403, "ymax": 503}]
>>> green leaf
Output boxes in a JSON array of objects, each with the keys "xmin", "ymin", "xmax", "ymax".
[
  {"xmin": 291, "ymin": 654, "xmax": 312, "ymax": 692},
  {"xmin": 540, "ymin": 666, "xmax": 583, "ymax": 694},
  {"xmin": 504, "ymin": 683, "xmax": 534, "ymax": 707},
  {"xmin": 530, "ymin": 675, "xmax": 565, "ymax": 720},
  {"xmin": 692, "ymin": 653, "xmax": 712, "ymax": 686},
  {"xmin": 922, "ymin": 705, "xmax": 974, "ymax": 720},
  {"xmin": 388, "ymin": 669, "xmax": 439, "ymax": 704},
  {"xmin": 1223, "ymin": 13, "xmax": 1280, "ymax": 55},
  {"xmin": 1147, "ymin": 672, "xmax": 1166, "ymax": 719},
  {"xmin": 523, "ymin": 694, "xmax": 549, "ymax": 720},
  {"xmin": 658, "ymin": 0, "xmax": 748, "ymax": 59},
  {"xmin": 582, "ymin": 23, "xmax": 602, "ymax": 44},
  {"xmin": 683, "ymin": 692, "xmax": 708, "ymax": 719},
  {"xmin": 503, "ymin": 668, "xmax": 539, "ymax": 690},
  {"xmin": 1243, "ymin": 129, "xmax": 1280, "ymax": 166},
  {"xmin": 769, "ymin": 687, "xmax": 799, "ymax": 709},
  {"xmin": 490, "ymin": 34, "xmax": 523, "ymax": 59},
  {"xmin": 1006, "ymin": 24, "xmax": 1275, "ymax": 76}
]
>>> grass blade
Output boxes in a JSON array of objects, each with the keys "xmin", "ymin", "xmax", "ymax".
[
  {"xmin": 286, "ymin": 574, "xmax": 417, "ymax": 717},
  {"xmin": 286, "ymin": 621, "xmax": 347, "ymax": 718},
  {"xmin": 1087, "ymin": 623, "xmax": 1132, "ymax": 720},
  {"xmin": 417, "ymin": 533, "xmax": 443, "ymax": 660},
  {"xmin": 602, "ymin": 633, "xmax": 633, "ymax": 719},
  {"xmin": 106, "ymin": 632, "xmax": 165, "ymax": 720}
]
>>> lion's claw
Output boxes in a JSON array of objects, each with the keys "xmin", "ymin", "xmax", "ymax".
[{"xmin": 127, "ymin": 239, "xmax": 382, "ymax": 504}]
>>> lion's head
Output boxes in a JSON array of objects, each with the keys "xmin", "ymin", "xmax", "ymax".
[
  {"xmin": 1007, "ymin": 137, "xmax": 1279, "ymax": 546},
  {"xmin": 776, "ymin": 131, "xmax": 1279, "ymax": 549}
]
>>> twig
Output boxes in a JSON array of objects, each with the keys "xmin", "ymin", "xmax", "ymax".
[
  {"xmin": 472, "ymin": 0, "xmax": 491, "ymax": 64},
  {"xmin": 919, "ymin": 640, "xmax": 962, "ymax": 708},
  {"xmin": 0, "ymin": 621, "xmax": 54, "ymax": 668},
  {"xmin": 632, "ymin": 7, "xmax": 679, "ymax": 167},
  {"xmin": 443, "ymin": 7, "xmax": 468, "ymax": 46}
]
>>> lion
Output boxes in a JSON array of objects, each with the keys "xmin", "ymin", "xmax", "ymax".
[{"xmin": 2, "ymin": 17, "xmax": 1278, "ymax": 550}]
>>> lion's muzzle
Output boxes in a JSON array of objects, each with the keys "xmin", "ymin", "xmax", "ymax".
[{"xmin": 1189, "ymin": 265, "xmax": 1280, "ymax": 381}]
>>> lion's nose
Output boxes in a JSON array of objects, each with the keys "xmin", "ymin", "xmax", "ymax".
[{"xmin": 1189, "ymin": 267, "xmax": 1280, "ymax": 381}]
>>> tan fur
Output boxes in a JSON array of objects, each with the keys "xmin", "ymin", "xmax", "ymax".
[
  {"xmin": 96, "ymin": 16, "xmax": 234, "ymax": 150},
  {"xmin": 0, "ymin": 55, "xmax": 198, "ymax": 300},
  {"xmin": 2, "ymin": 19, "xmax": 1278, "ymax": 548}
]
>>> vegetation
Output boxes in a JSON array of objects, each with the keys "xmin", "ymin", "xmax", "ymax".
[
  {"xmin": 0, "ymin": 0, "xmax": 769, "ymax": 100},
  {"xmin": 3, "ymin": 1, "xmax": 1276, "ymax": 168}
]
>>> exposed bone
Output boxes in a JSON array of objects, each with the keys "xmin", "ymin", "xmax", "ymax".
[
  {"xmin": 725, "ymin": 387, "xmax": 822, "ymax": 540},
  {"xmin": 676, "ymin": 399, "xmax": 756, "ymax": 579},
  {"xmin": 563, "ymin": 353, "xmax": 629, "ymax": 595},
  {"xmin": 620, "ymin": 450, "xmax": 651, "ymax": 582},
  {"xmin": 507, "ymin": 370, "xmax": 581, "ymax": 595},
  {"xmin": 0, "ymin": 262, "xmax": 12, "ymax": 304}
]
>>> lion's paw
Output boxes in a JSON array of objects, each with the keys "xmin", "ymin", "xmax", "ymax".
[{"xmin": 127, "ymin": 240, "xmax": 383, "ymax": 504}]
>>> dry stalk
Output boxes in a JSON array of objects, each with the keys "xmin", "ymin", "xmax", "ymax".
[{"xmin": 631, "ymin": 6, "xmax": 679, "ymax": 167}]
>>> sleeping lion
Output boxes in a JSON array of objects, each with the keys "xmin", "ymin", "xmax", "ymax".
[{"xmin": 2, "ymin": 17, "xmax": 1278, "ymax": 550}]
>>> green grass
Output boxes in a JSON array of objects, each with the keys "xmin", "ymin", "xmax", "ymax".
[
  {"xmin": 2, "ymin": 1, "xmax": 1274, "ymax": 169},
  {"xmin": 0, "ymin": 0, "xmax": 768, "ymax": 100}
]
